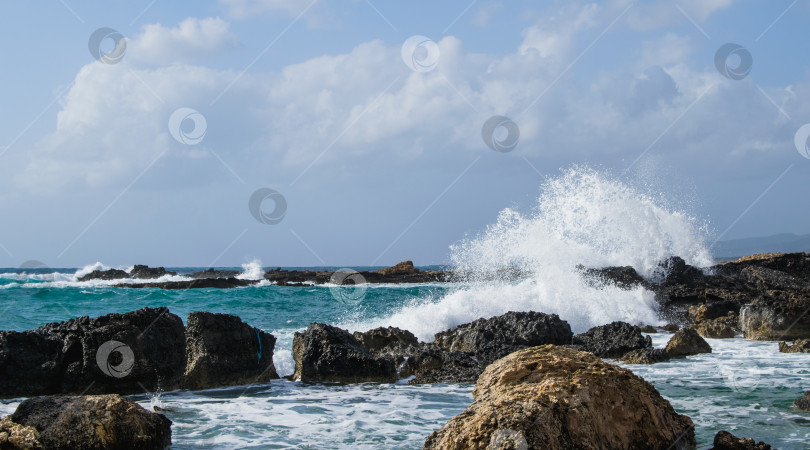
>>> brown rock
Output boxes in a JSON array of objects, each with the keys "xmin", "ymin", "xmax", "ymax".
[
  {"xmin": 693, "ymin": 312, "xmax": 738, "ymax": 339},
  {"xmin": 709, "ymin": 430, "xmax": 771, "ymax": 450},
  {"xmin": 375, "ymin": 261, "xmax": 419, "ymax": 276},
  {"xmin": 423, "ymin": 345, "xmax": 695, "ymax": 450},
  {"xmin": 618, "ymin": 348, "xmax": 671, "ymax": 365},
  {"xmin": 665, "ymin": 328, "xmax": 712, "ymax": 357},
  {"xmin": 794, "ymin": 390, "xmax": 810, "ymax": 411},
  {"xmin": 662, "ymin": 323, "xmax": 680, "ymax": 332},
  {"xmin": 0, "ymin": 416, "xmax": 41, "ymax": 449},
  {"xmin": 778, "ymin": 339, "xmax": 810, "ymax": 353},
  {"xmin": 640, "ymin": 325, "xmax": 657, "ymax": 333},
  {"xmin": 741, "ymin": 294, "xmax": 810, "ymax": 340}
]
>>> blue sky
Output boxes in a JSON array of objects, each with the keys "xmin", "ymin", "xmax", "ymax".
[{"xmin": 1, "ymin": 0, "xmax": 809, "ymax": 268}]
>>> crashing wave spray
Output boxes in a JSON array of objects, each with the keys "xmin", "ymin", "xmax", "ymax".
[{"xmin": 357, "ymin": 167, "xmax": 712, "ymax": 340}]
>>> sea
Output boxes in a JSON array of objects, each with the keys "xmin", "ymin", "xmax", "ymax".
[{"xmin": 1, "ymin": 168, "xmax": 809, "ymax": 449}]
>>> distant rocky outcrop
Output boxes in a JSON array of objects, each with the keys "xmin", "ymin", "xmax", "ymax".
[
  {"xmin": 9, "ymin": 394, "xmax": 171, "ymax": 450},
  {"xmin": 778, "ymin": 339, "xmax": 810, "ymax": 353},
  {"xmin": 129, "ymin": 265, "xmax": 177, "ymax": 279},
  {"xmin": 665, "ymin": 328, "xmax": 712, "ymax": 357},
  {"xmin": 571, "ymin": 321, "xmax": 651, "ymax": 358},
  {"xmin": 709, "ymin": 430, "xmax": 772, "ymax": 450},
  {"xmin": 78, "ymin": 265, "xmax": 177, "ymax": 282},
  {"xmin": 78, "ymin": 268, "xmax": 130, "ymax": 282},
  {"xmin": 114, "ymin": 278, "xmax": 257, "ymax": 290},
  {"xmin": 191, "ymin": 268, "xmax": 240, "ymax": 279},
  {"xmin": 265, "ymin": 261, "xmax": 447, "ymax": 286},
  {"xmin": 423, "ymin": 345, "xmax": 696, "ymax": 450}
]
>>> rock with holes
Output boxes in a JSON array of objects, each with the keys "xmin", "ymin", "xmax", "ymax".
[
  {"xmin": 10, "ymin": 394, "xmax": 171, "ymax": 450},
  {"xmin": 0, "ymin": 416, "xmax": 41, "ymax": 449},
  {"xmin": 183, "ymin": 312, "xmax": 278, "ymax": 390},
  {"xmin": 0, "ymin": 307, "xmax": 186, "ymax": 398},
  {"xmin": 423, "ymin": 345, "xmax": 696, "ymax": 449}
]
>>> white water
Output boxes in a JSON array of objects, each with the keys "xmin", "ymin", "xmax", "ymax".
[
  {"xmin": 350, "ymin": 167, "xmax": 712, "ymax": 339},
  {"xmin": 236, "ymin": 259, "xmax": 265, "ymax": 280}
]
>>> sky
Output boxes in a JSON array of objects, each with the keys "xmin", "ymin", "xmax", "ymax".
[{"xmin": 1, "ymin": 0, "xmax": 810, "ymax": 268}]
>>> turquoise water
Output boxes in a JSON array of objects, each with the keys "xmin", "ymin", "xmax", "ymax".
[{"xmin": 1, "ymin": 267, "xmax": 810, "ymax": 448}]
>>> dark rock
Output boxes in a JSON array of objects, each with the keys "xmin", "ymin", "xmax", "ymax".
[
  {"xmin": 572, "ymin": 321, "xmax": 651, "ymax": 358},
  {"xmin": 353, "ymin": 327, "xmax": 418, "ymax": 353},
  {"xmin": 778, "ymin": 339, "xmax": 810, "ymax": 353},
  {"xmin": 77, "ymin": 269, "xmax": 130, "ymax": 282},
  {"xmin": 375, "ymin": 260, "xmax": 419, "ymax": 276},
  {"xmin": 292, "ymin": 323, "xmax": 396, "ymax": 383},
  {"xmin": 693, "ymin": 317, "xmax": 737, "ymax": 339},
  {"xmin": 794, "ymin": 390, "xmax": 810, "ymax": 411},
  {"xmin": 0, "ymin": 416, "xmax": 40, "ymax": 449},
  {"xmin": 713, "ymin": 252, "xmax": 810, "ymax": 281},
  {"xmin": 400, "ymin": 347, "xmax": 483, "ymax": 384},
  {"xmin": 618, "ymin": 348, "xmax": 670, "ymax": 364},
  {"xmin": 190, "ymin": 268, "xmax": 241, "ymax": 279},
  {"xmin": 0, "ymin": 307, "xmax": 186, "ymax": 398},
  {"xmin": 665, "ymin": 328, "xmax": 712, "ymax": 357},
  {"xmin": 11, "ymin": 394, "xmax": 171, "ymax": 450},
  {"xmin": 659, "ymin": 256, "xmax": 705, "ymax": 286},
  {"xmin": 580, "ymin": 265, "xmax": 647, "ymax": 289},
  {"xmin": 710, "ymin": 430, "xmax": 771, "ymax": 450},
  {"xmin": 662, "ymin": 323, "xmax": 680, "ymax": 332},
  {"xmin": 640, "ymin": 325, "xmax": 657, "ymax": 333},
  {"xmin": 433, "ymin": 311, "xmax": 573, "ymax": 362},
  {"xmin": 183, "ymin": 312, "xmax": 279, "ymax": 390},
  {"xmin": 114, "ymin": 278, "xmax": 258, "ymax": 289},
  {"xmin": 264, "ymin": 262, "xmax": 447, "ymax": 286},
  {"xmin": 424, "ymin": 346, "xmax": 696, "ymax": 450},
  {"xmin": 129, "ymin": 265, "xmax": 176, "ymax": 279},
  {"xmin": 741, "ymin": 294, "xmax": 810, "ymax": 340}
]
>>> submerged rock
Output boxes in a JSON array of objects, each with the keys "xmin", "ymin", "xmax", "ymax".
[
  {"xmin": 665, "ymin": 328, "xmax": 712, "ymax": 357},
  {"xmin": 571, "ymin": 321, "xmax": 651, "ymax": 358},
  {"xmin": 293, "ymin": 323, "xmax": 396, "ymax": 383},
  {"xmin": 10, "ymin": 394, "xmax": 171, "ymax": 450},
  {"xmin": 183, "ymin": 312, "xmax": 278, "ymax": 390},
  {"xmin": 778, "ymin": 339, "xmax": 810, "ymax": 353},
  {"xmin": 709, "ymin": 430, "xmax": 772, "ymax": 450},
  {"xmin": 0, "ymin": 416, "xmax": 40, "ymax": 449},
  {"xmin": 423, "ymin": 345, "xmax": 695, "ymax": 450},
  {"xmin": 794, "ymin": 390, "xmax": 810, "ymax": 411},
  {"xmin": 618, "ymin": 348, "xmax": 671, "ymax": 365}
]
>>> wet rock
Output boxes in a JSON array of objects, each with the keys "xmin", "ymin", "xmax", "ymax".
[
  {"xmin": 580, "ymin": 265, "xmax": 647, "ymax": 289},
  {"xmin": 640, "ymin": 325, "xmax": 657, "ymax": 333},
  {"xmin": 662, "ymin": 323, "xmax": 680, "ymax": 332},
  {"xmin": 709, "ymin": 430, "xmax": 772, "ymax": 450},
  {"xmin": 794, "ymin": 390, "xmax": 810, "ymax": 411},
  {"xmin": 353, "ymin": 327, "xmax": 418, "ymax": 353},
  {"xmin": 0, "ymin": 416, "xmax": 41, "ymax": 449},
  {"xmin": 400, "ymin": 347, "xmax": 483, "ymax": 384},
  {"xmin": 293, "ymin": 323, "xmax": 396, "ymax": 383},
  {"xmin": 423, "ymin": 345, "xmax": 695, "ymax": 450},
  {"xmin": 740, "ymin": 294, "xmax": 810, "ymax": 340},
  {"xmin": 618, "ymin": 348, "xmax": 671, "ymax": 365},
  {"xmin": 11, "ymin": 394, "xmax": 171, "ymax": 450},
  {"xmin": 0, "ymin": 307, "xmax": 186, "ymax": 398},
  {"xmin": 191, "ymin": 268, "xmax": 241, "ymax": 279},
  {"xmin": 665, "ymin": 328, "xmax": 712, "ymax": 357},
  {"xmin": 129, "ymin": 265, "xmax": 177, "ymax": 279},
  {"xmin": 264, "ymin": 262, "xmax": 447, "ymax": 286},
  {"xmin": 572, "ymin": 321, "xmax": 651, "ymax": 358},
  {"xmin": 778, "ymin": 339, "xmax": 810, "ymax": 353},
  {"xmin": 77, "ymin": 268, "xmax": 130, "ymax": 282},
  {"xmin": 433, "ymin": 311, "xmax": 573, "ymax": 362},
  {"xmin": 183, "ymin": 312, "xmax": 279, "ymax": 390},
  {"xmin": 659, "ymin": 256, "xmax": 705, "ymax": 286}
]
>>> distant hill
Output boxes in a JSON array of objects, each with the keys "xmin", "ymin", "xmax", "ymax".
[{"xmin": 713, "ymin": 233, "xmax": 810, "ymax": 260}]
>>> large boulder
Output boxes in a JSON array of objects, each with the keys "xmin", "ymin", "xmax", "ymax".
[
  {"xmin": 424, "ymin": 345, "xmax": 695, "ymax": 450},
  {"xmin": 183, "ymin": 312, "xmax": 279, "ymax": 390},
  {"xmin": 709, "ymin": 431, "xmax": 771, "ymax": 450},
  {"xmin": 433, "ymin": 311, "xmax": 573, "ymax": 361},
  {"xmin": 740, "ymin": 294, "xmax": 810, "ymax": 340},
  {"xmin": 0, "ymin": 307, "xmax": 186, "ymax": 397},
  {"xmin": 353, "ymin": 327, "xmax": 418, "ymax": 353},
  {"xmin": 665, "ymin": 328, "xmax": 712, "ymax": 357},
  {"xmin": 571, "ymin": 321, "xmax": 651, "ymax": 358},
  {"xmin": 794, "ymin": 390, "xmax": 810, "ymax": 411},
  {"xmin": 293, "ymin": 323, "xmax": 396, "ymax": 383},
  {"xmin": 10, "ymin": 395, "xmax": 171, "ymax": 450},
  {"xmin": 0, "ymin": 416, "xmax": 40, "ymax": 449},
  {"xmin": 778, "ymin": 339, "xmax": 810, "ymax": 353}
]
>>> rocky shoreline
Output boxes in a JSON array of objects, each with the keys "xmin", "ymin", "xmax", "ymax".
[{"xmin": 4, "ymin": 252, "xmax": 809, "ymax": 448}]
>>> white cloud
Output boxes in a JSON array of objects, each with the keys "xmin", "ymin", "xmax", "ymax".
[{"xmin": 129, "ymin": 17, "xmax": 238, "ymax": 65}]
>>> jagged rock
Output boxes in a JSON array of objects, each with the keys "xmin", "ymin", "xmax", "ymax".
[
  {"xmin": 714, "ymin": 252, "xmax": 810, "ymax": 281},
  {"xmin": 572, "ymin": 321, "xmax": 651, "ymax": 358},
  {"xmin": 778, "ymin": 339, "xmax": 810, "ymax": 353},
  {"xmin": 129, "ymin": 265, "xmax": 176, "ymax": 279},
  {"xmin": 401, "ymin": 347, "xmax": 483, "ymax": 384},
  {"xmin": 423, "ymin": 345, "xmax": 695, "ymax": 450},
  {"xmin": 0, "ymin": 416, "xmax": 41, "ymax": 449},
  {"xmin": 292, "ymin": 323, "xmax": 396, "ymax": 383},
  {"xmin": 665, "ymin": 328, "xmax": 712, "ymax": 357},
  {"xmin": 375, "ymin": 261, "xmax": 419, "ymax": 276},
  {"xmin": 77, "ymin": 269, "xmax": 130, "ymax": 282},
  {"xmin": 659, "ymin": 256, "xmax": 704, "ymax": 286},
  {"xmin": 11, "ymin": 394, "xmax": 171, "ymax": 450},
  {"xmin": 580, "ymin": 265, "xmax": 647, "ymax": 289},
  {"xmin": 709, "ymin": 430, "xmax": 772, "ymax": 450},
  {"xmin": 183, "ymin": 312, "xmax": 278, "ymax": 390},
  {"xmin": 794, "ymin": 390, "xmax": 810, "ymax": 411},
  {"xmin": 741, "ymin": 294, "xmax": 810, "ymax": 340},
  {"xmin": 433, "ymin": 311, "xmax": 573, "ymax": 362},
  {"xmin": 693, "ymin": 311, "xmax": 738, "ymax": 339},
  {"xmin": 353, "ymin": 327, "xmax": 418, "ymax": 353},
  {"xmin": 0, "ymin": 307, "xmax": 185, "ymax": 397},
  {"xmin": 190, "ymin": 268, "xmax": 241, "ymax": 279},
  {"xmin": 640, "ymin": 325, "xmax": 657, "ymax": 333},
  {"xmin": 618, "ymin": 348, "xmax": 671, "ymax": 365}
]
